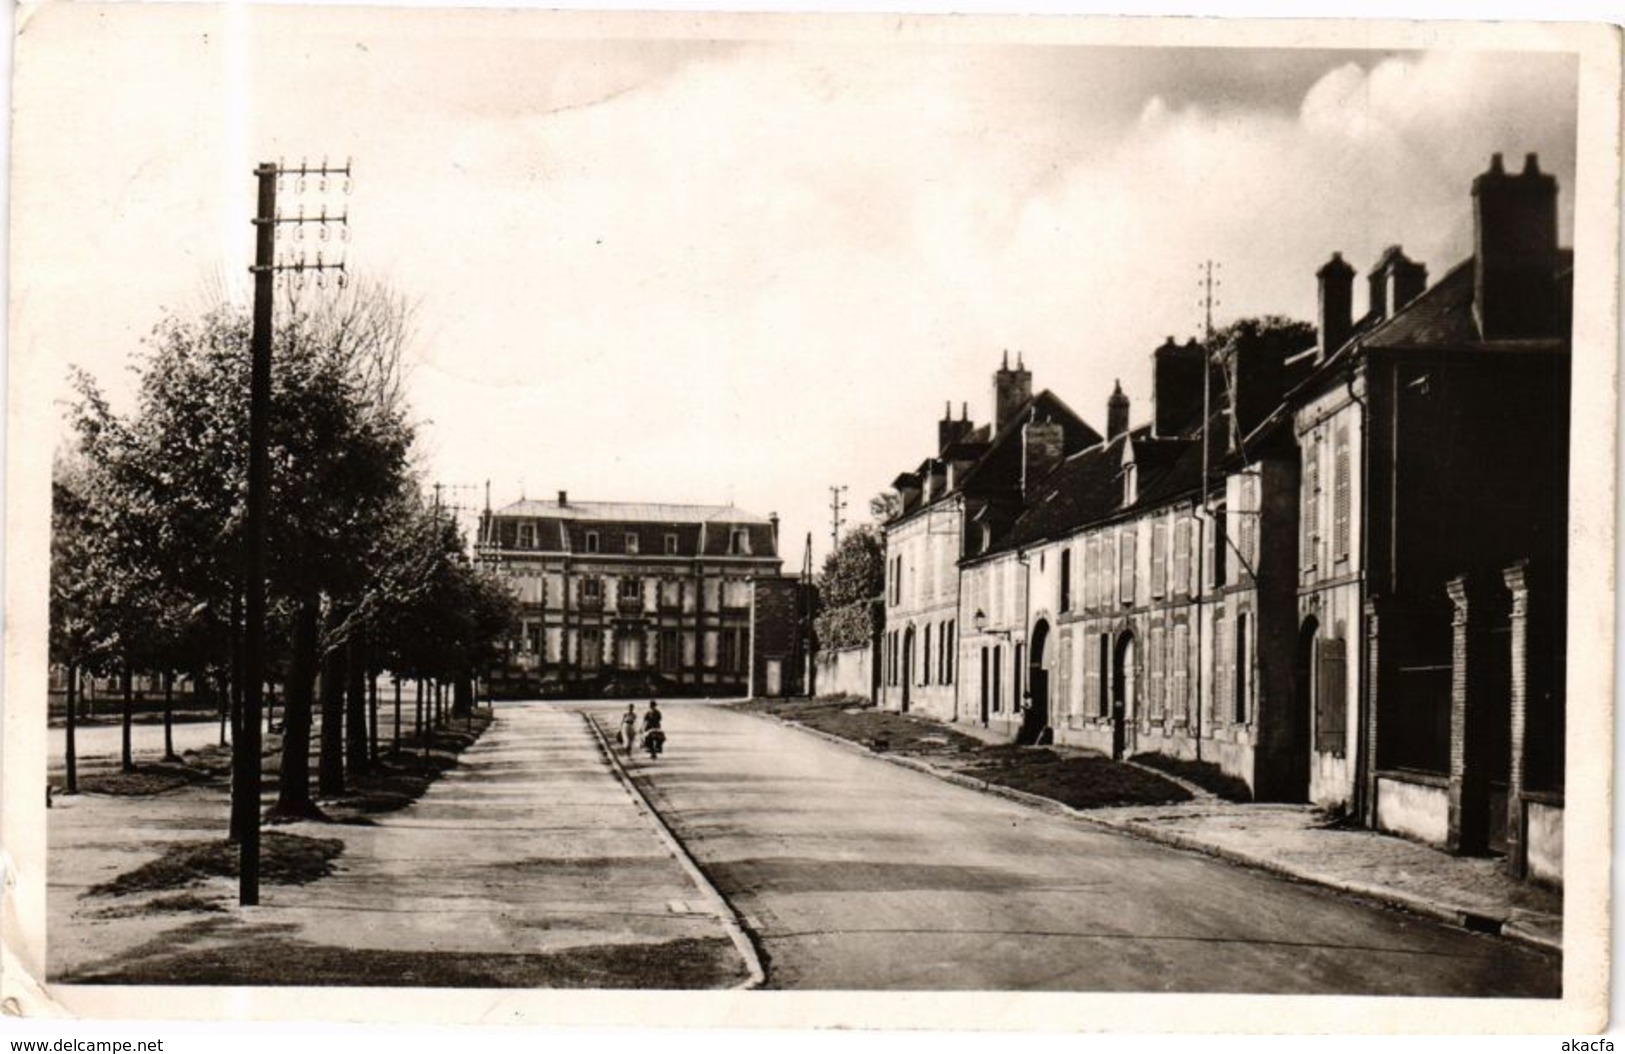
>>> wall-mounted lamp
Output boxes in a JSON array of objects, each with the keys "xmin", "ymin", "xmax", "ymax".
[{"xmin": 973, "ymin": 608, "xmax": 1014, "ymax": 642}]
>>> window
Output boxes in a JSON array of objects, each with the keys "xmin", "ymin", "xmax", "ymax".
[
  {"xmin": 625, "ymin": 532, "xmax": 639, "ymax": 554},
  {"xmin": 1212, "ymin": 502, "xmax": 1228, "ymax": 588},
  {"xmin": 517, "ymin": 522, "xmax": 535, "ymax": 550},
  {"xmin": 579, "ymin": 629, "xmax": 602, "ymax": 670},
  {"xmin": 585, "ymin": 530, "xmax": 600, "ymax": 554},
  {"xmin": 922, "ymin": 626, "xmax": 932, "ymax": 686},
  {"xmin": 1118, "ymin": 530, "xmax": 1136, "ymax": 605},
  {"xmin": 1059, "ymin": 549, "xmax": 1073, "ymax": 612},
  {"xmin": 719, "ymin": 628, "xmax": 747, "ymax": 673},
  {"xmin": 1235, "ymin": 613, "xmax": 1250, "ymax": 723},
  {"xmin": 659, "ymin": 579, "xmax": 682, "ymax": 609},
  {"xmin": 659, "ymin": 630, "xmax": 680, "ymax": 672},
  {"xmin": 1333, "ymin": 428, "xmax": 1351, "ymax": 562},
  {"xmin": 581, "ymin": 577, "xmax": 602, "ymax": 601},
  {"xmin": 524, "ymin": 622, "xmax": 542, "ymax": 656},
  {"xmin": 1151, "ymin": 521, "xmax": 1167, "ymax": 599},
  {"xmin": 730, "ymin": 528, "xmax": 751, "ymax": 555},
  {"xmin": 1013, "ymin": 643, "xmax": 1024, "ymax": 710},
  {"xmin": 1098, "ymin": 634, "xmax": 1111, "ymax": 717},
  {"xmin": 945, "ymin": 620, "xmax": 955, "ymax": 684},
  {"xmin": 664, "ymin": 533, "xmax": 679, "ymax": 555},
  {"xmin": 618, "ymin": 577, "xmax": 641, "ymax": 605},
  {"xmin": 992, "ymin": 646, "xmax": 1003, "ymax": 713}
]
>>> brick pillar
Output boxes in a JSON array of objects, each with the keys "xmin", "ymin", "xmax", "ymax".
[
  {"xmin": 1446, "ymin": 574, "xmax": 1494, "ymax": 855},
  {"xmin": 1502, "ymin": 560, "xmax": 1531, "ymax": 878}
]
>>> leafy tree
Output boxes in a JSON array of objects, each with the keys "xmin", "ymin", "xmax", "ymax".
[
  {"xmin": 869, "ymin": 490, "xmax": 902, "ymax": 523},
  {"xmin": 814, "ymin": 525, "xmax": 885, "ymax": 651}
]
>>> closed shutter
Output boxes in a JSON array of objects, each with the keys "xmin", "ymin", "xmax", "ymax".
[
  {"xmin": 1213, "ymin": 615, "xmax": 1231, "ymax": 725},
  {"xmin": 1083, "ymin": 632, "xmax": 1098, "ymax": 724},
  {"xmin": 1303, "ymin": 440, "xmax": 1321, "ymax": 569},
  {"xmin": 1151, "ymin": 521, "xmax": 1167, "ymax": 598},
  {"xmin": 1103, "ymin": 534, "xmax": 1118, "ymax": 608},
  {"xmin": 1120, "ymin": 530, "xmax": 1137, "ymax": 605},
  {"xmin": 1315, "ymin": 638, "xmax": 1347, "ymax": 756},
  {"xmin": 1083, "ymin": 537, "xmax": 1098, "ymax": 610},
  {"xmin": 1149, "ymin": 625, "xmax": 1164, "ymax": 718},
  {"xmin": 1173, "ymin": 518, "xmax": 1190, "ymax": 598},
  {"xmin": 1239, "ymin": 476, "xmax": 1258, "ymax": 577},
  {"xmin": 1172, "ymin": 622, "xmax": 1189, "ymax": 721},
  {"xmin": 1333, "ymin": 428, "xmax": 1351, "ymax": 561}
]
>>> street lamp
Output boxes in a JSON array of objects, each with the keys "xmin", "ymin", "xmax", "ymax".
[{"xmin": 973, "ymin": 609, "xmax": 1013, "ymax": 642}]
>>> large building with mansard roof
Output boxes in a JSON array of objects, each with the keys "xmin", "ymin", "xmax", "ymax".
[{"xmin": 477, "ymin": 492, "xmax": 798, "ymax": 698}]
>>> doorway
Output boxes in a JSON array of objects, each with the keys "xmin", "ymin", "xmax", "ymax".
[
  {"xmin": 1022, "ymin": 620, "xmax": 1051, "ymax": 745},
  {"xmin": 1112, "ymin": 630, "xmax": 1136, "ymax": 760},
  {"xmin": 900, "ymin": 626, "xmax": 914, "ymax": 713}
]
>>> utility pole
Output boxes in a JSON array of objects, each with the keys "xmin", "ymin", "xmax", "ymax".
[
  {"xmin": 239, "ymin": 158, "xmax": 350, "ymax": 907},
  {"xmin": 1193, "ymin": 259, "xmax": 1220, "ymax": 762},
  {"xmin": 828, "ymin": 485, "xmax": 848, "ymax": 556}
]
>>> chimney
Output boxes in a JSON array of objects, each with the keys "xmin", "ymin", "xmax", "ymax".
[
  {"xmin": 1152, "ymin": 336, "xmax": 1205, "ymax": 438},
  {"xmin": 993, "ymin": 350, "xmax": 1033, "ymax": 432},
  {"xmin": 1473, "ymin": 152, "xmax": 1560, "ymax": 339},
  {"xmin": 768, "ymin": 512, "xmax": 780, "ymax": 554},
  {"xmin": 557, "ymin": 489, "xmax": 568, "ymax": 507},
  {"xmin": 1367, "ymin": 246, "xmax": 1428, "ymax": 322},
  {"xmin": 1107, "ymin": 380, "xmax": 1130, "ymax": 441},
  {"xmin": 1021, "ymin": 415, "xmax": 1065, "ymax": 498},
  {"xmin": 1317, "ymin": 252, "xmax": 1356, "ymax": 359},
  {"xmin": 938, "ymin": 400, "xmax": 975, "ymax": 452}
]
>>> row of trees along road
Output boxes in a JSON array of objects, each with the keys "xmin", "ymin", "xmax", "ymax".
[{"xmin": 50, "ymin": 280, "xmax": 519, "ymax": 820}]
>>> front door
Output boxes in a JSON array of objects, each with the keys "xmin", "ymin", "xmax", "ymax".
[
  {"xmin": 766, "ymin": 659, "xmax": 782, "ymax": 697},
  {"xmin": 1112, "ymin": 632, "xmax": 1136, "ymax": 760}
]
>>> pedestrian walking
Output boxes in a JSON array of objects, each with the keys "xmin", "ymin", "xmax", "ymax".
[{"xmin": 618, "ymin": 703, "xmax": 638, "ymax": 753}]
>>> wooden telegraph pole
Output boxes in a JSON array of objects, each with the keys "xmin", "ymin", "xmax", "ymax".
[{"xmin": 238, "ymin": 158, "xmax": 350, "ymax": 906}]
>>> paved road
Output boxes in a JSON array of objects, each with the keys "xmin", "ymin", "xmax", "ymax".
[{"xmin": 581, "ymin": 700, "xmax": 1560, "ymax": 995}]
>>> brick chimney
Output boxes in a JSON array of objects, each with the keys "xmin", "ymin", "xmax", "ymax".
[
  {"xmin": 557, "ymin": 490, "xmax": 568, "ymax": 507},
  {"xmin": 1473, "ymin": 152, "xmax": 1560, "ymax": 339},
  {"xmin": 1107, "ymin": 380, "xmax": 1130, "ymax": 441},
  {"xmin": 1367, "ymin": 246, "xmax": 1428, "ymax": 322},
  {"xmin": 1022, "ymin": 415, "xmax": 1065, "ymax": 498},
  {"xmin": 938, "ymin": 400, "xmax": 975, "ymax": 452},
  {"xmin": 994, "ymin": 351, "xmax": 1033, "ymax": 432},
  {"xmin": 1152, "ymin": 336, "xmax": 1205, "ymax": 437},
  {"xmin": 1317, "ymin": 252, "xmax": 1356, "ymax": 359},
  {"xmin": 768, "ymin": 512, "xmax": 779, "ymax": 553}
]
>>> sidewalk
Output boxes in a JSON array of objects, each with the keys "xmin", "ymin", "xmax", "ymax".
[
  {"xmin": 48, "ymin": 704, "xmax": 756, "ymax": 988},
  {"xmin": 748, "ymin": 707, "xmax": 1563, "ymax": 955}
]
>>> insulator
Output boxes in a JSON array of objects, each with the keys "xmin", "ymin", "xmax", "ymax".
[
  {"xmin": 320, "ymin": 224, "xmax": 328, "ymax": 241},
  {"xmin": 319, "ymin": 177, "xmax": 327, "ymax": 193},
  {"xmin": 343, "ymin": 178, "xmax": 352, "ymax": 195},
  {"xmin": 337, "ymin": 271, "xmax": 347, "ymax": 289}
]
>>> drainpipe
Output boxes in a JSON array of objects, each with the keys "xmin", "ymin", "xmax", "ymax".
[{"xmin": 1346, "ymin": 362, "xmax": 1370, "ymax": 821}]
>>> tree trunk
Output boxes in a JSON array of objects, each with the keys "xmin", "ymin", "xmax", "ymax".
[
  {"xmin": 318, "ymin": 630, "xmax": 346, "ymax": 797},
  {"xmin": 64, "ymin": 662, "xmax": 78, "ymax": 794},
  {"xmin": 120, "ymin": 662, "xmax": 134, "ymax": 773},
  {"xmin": 392, "ymin": 676, "xmax": 401, "ymax": 755},
  {"xmin": 163, "ymin": 671, "xmax": 175, "ymax": 760},
  {"xmin": 217, "ymin": 665, "xmax": 229, "ymax": 747},
  {"xmin": 274, "ymin": 593, "xmax": 320, "ymax": 818},
  {"xmin": 345, "ymin": 635, "xmax": 369, "ymax": 779},
  {"xmin": 453, "ymin": 669, "xmax": 472, "ymax": 717},
  {"xmin": 414, "ymin": 678, "xmax": 423, "ymax": 740},
  {"xmin": 368, "ymin": 667, "xmax": 380, "ymax": 767}
]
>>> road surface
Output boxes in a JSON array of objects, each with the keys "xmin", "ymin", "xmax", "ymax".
[{"xmin": 581, "ymin": 699, "xmax": 1559, "ymax": 995}]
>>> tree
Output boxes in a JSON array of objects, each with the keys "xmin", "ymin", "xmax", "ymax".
[
  {"xmin": 1207, "ymin": 315, "xmax": 1316, "ymax": 451},
  {"xmin": 814, "ymin": 525, "xmax": 886, "ymax": 652},
  {"xmin": 869, "ymin": 490, "xmax": 902, "ymax": 523}
]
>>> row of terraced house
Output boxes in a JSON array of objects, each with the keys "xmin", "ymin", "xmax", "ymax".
[{"xmin": 872, "ymin": 155, "xmax": 1570, "ymax": 885}]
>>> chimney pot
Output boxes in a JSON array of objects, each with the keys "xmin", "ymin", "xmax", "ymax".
[
  {"xmin": 1523, "ymin": 152, "xmax": 1541, "ymax": 176},
  {"xmin": 1316, "ymin": 251, "xmax": 1356, "ymax": 360},
  {"xmin": 558, "ymin": 490, "xmax": 567, "ymax": 506},
  {"xmin": 1474, "ymin": 151, "xmax": 1560, "ymax": 338},
  {"xmin": 1107, "ymin": 379, "xmax": 1130, "ymax": 441}
]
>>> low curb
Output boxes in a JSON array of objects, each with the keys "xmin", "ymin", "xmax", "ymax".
[
  {"xmin": 581, "ymin": 711, "xmax": 767, "ymax": 990},
  {"xmin": 736, "ymin": 706, "xmax": 1563, "ymax": 957}
]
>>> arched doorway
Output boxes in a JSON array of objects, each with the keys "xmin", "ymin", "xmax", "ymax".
[
  {"xmin": 900, "ymin": 626, "xmax": 915, "ymax": 713},
  {"xmin": 1111, "ymin": 630, "xmax": 1136, "ymax": 760},
  {"xmin": 1021, "ymin": 620, "xmax": 1051, "ymax": 745}
]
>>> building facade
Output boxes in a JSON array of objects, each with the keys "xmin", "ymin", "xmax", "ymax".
[
  {"xmin": 876, "ymin": 155, "xmax": 1570, "ymax": 882},
  {"xmin": 479, "ymin": 493, "xmax": 783, "ymax": 698}
]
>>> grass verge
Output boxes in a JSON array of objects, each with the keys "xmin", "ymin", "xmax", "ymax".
[
  {"xmin": 87, "ymin": 831, "xmax": 343, "ymax": 898},
  {"xmin": 735, "ymin": 696, "xmax": 1192, "ymax": 809},
  {"xmin": 1129, "ymin": 752, "xmax": 1254, "ymax": 802}
]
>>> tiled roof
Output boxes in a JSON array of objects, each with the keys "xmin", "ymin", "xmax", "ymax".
[{"xmin": 494, "ymin": 500, "xmax": 772, "ymax": 525}]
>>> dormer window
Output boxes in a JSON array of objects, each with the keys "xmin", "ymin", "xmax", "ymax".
[
  {"xmin": 517, "ymin": 522, "xmax": 535, "ymax": 550},
  {"xmin": 665, "ymin": 533, "xmax": 679, "ymax": 555},
  {"xmin": 584, "ymin": 531, "xmax": 600, "ymax": 554},
  {"xmin": 625, "ymin": 532, "xmax": 639, "ymax": 554},
  {"xmin": 1121, "ymin": 447, "xmax": 1139, "ymax": 506},
  {"xmin": 730, "ymin": 528, "xmax": 750, "ymax": 555}
]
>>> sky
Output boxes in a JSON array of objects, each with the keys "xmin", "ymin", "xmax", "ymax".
[{"xmin": 13, "ymin": 7, "xmax": 1580, "ymax": 570}]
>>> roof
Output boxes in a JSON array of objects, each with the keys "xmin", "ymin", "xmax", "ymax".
[{"xmin": 493, "ymin": 500, "xmax": 773, "ymax": 525}]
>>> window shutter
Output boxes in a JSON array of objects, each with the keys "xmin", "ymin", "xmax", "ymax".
[
  {"xmin": 1148, "ymin": 625, "xmax": 1164, "ymax": 718},
  {"xmin": 1103, "ymin": 534, "xmax": 1118, "ymax": 608},
  {"xmin": 1151, "ymin": 521, "xmax": 1167, "ymax": 599},
  {"xmin": 1303, "ymin": 441, "xmax": 1321, "ymax": 569},
  {"xmin": 1239, "ymin": 476, "xmax": 1258, "ymax": 577},
  {"xmin": 1083, "ymin": 633, "xmax": 1098, "ymax": 724},
  {"xmin": 1120, "ymin": 530, "xmax": 1137, "ymax": 605},
  {"xmin": 1213, "ymin": 615, "xmax": 1230, "ymax": 725},
  {"xmin": 1172, "ymin": 518, "xmax": 1190, "ymax": 598},
  {"xmin": 1333, "ymin": 428, "xmax": 1351, "ymax": 561},
  {"xmin": 1315, "ymin": 638, "xmax": 1347, "ymax": 756},
  {"xmin": 1084, "ymin": 537, "xmax": 1098, "ymax": 610},
  {"xmin": 1172, "ymin": 622, "xmax": 1189, "ymax": 721}
]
